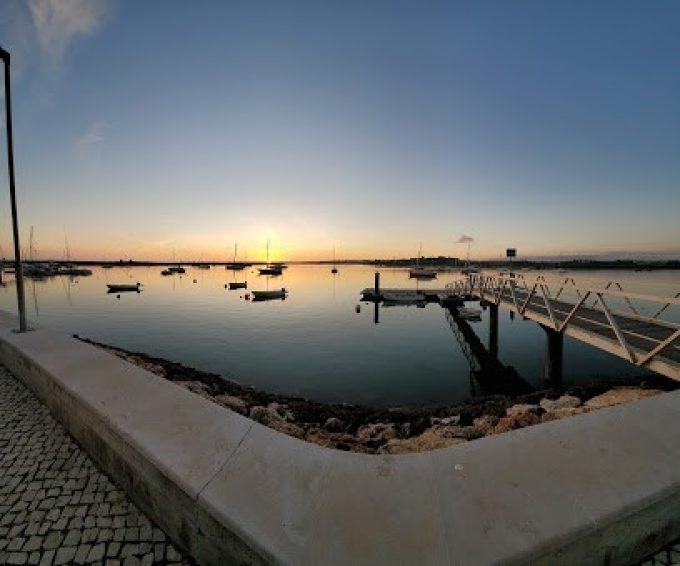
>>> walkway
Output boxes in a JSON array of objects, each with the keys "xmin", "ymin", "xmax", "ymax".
[{"xmin": 0, "ymin": 365, "xmax": 190, "ymax": 565}]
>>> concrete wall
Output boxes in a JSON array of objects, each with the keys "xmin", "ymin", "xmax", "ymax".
[{"xmin": 0, "ymin": 310, "xmax": 678, "ymax": 565}]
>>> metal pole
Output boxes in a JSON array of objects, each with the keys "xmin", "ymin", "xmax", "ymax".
[{"xmin": 1, "ymin": 47, "xmax": 27, "ymax": 332}]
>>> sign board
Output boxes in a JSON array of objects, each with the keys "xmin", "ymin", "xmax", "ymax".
[{"xmin": 506, "ymin": 248, "xmax": 517, "ymax": 258}]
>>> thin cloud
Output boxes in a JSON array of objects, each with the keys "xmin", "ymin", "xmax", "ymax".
[
  {"xmin": 457, "ymin": 234, "xmax": 474, "ymax": 244},
  {"xmin": 75, "ymin": 121, "xmax": 112, "ymax": 162},
  {"xmin": 28, "ymin": 0, "xmax": 110, "ymax": 61}
]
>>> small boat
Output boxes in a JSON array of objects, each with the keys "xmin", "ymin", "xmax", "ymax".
[
  {"xmin": 409, "ymin": 267, "xmax": 437, "ymax": 279},
  {"xmin": 251, "ymin": 288, "xmax": 287, "ymax": 301},
  {"xmin": 257, "ymin": 240, "xmax": 283, "ymax": 275},
  {"xmin": 161, "ymin": 269, "xmax": 172, "ymax": 276},
  {"xmin": 107, "ymin": 283, "xmax": 142, "ymax": 293},
  {"xmin": 409, "ymin": 244, "xmax": 437, "ymax": 279},
  {"xmin": 456, "ymin": 306, "xmax": 482, "ymax": 320},
  {"xmin": 226, "ymin": 263, "xmax": 247, "ymax": 270},
  {"xmin": 331, "ymin": 245, "xmax": 339, "ymax": 274},
  {"xmin": 258, "ymin": 266, "xmax": 283, "ymax": 275},
  {"xmin": 461, "ymin": 266, "xmax": 480, "ymax": 275},
  {"xmin": 58, "ymin": 267, "xmax": 93, "ymax": 276},
  {"xmin": 101, "ymin": 264, "xmax": 113, "ymax": 269},
  {"xmin": 226, "ymin": 244, "xmax": 247, "ymax": 270},
  {"xmin": 229, "ymin": 282, "xmax": 247, "ymax": 290},
  {"xmin": 167, "ymin": 266, "xmax": 185, "ymax": 274},
  {"xmin": 196, "ymin": 264, "xmax": 211, "ymax": 270}
]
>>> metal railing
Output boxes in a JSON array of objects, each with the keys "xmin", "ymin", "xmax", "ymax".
[{"xmin": 445, "ymin": 274, "xmax": 680, "ymax": 374}]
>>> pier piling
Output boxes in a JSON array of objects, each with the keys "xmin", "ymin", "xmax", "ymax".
[
  {"xmin": 489, "ymin": 304, "xmax": 499, "ymax": 358},
  {"xmin": 541, "ymin": 325, "xmax": 564, "ymax": 384}
]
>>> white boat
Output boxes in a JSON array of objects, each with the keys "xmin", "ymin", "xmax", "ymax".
[
  {"xmin": 107, "ymin": 283, "xmax": 141, "ymax": 293},
  {"xmin": 456, "ymin": 306, "xmax": 482, "ymax": 320},
  {"xmin": 251, "ymin": 288, "xmax": 287, "ymax": 300}
]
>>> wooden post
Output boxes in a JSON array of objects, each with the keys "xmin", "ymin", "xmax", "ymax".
[
  {"xmin": 541, "ymin": 324, "xmax": 563, "ymax": 384},
  {"xmin": 374, "ymin": 272, "xmax": 380, "ymax": 324},
  {"xmin": 489, "ymin": 304, "xmax": 499, "ymax": 358}
]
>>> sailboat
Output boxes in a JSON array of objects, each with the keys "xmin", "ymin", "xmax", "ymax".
[
  {"xmin": 258, "ymin": 240, "xmax": 283, "ymax": 275},
  {"xmin": 461, "ymin": 240, "xmax": 480, "ymax": 275},
  {"xmin": 331, "ymin": 246, "xmax": 338, "ymax": 274},
  {"xmin": 57, "ymin": 235, "xmax": 92, "ymax": 276},
  {"xmin": 409, "ymin": 243, "xmax": 437, "ymax": 279},
  {"xmin": 225, "ymin": 243, "xmax": 247, "ymax": 270}
]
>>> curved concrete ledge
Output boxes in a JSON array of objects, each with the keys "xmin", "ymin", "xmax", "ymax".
[{"xmin": 0, "ymin": 310, "xmax": 679, "ymax": 565}]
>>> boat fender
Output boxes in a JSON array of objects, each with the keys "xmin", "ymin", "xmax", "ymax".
[{"xmin": 224, "ymin": 284, "xmax": 228, "ymax": 288}]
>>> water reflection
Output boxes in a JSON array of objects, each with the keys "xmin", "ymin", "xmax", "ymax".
[{"xmin": 0, "ymin": 265, "xmax": 676, "ymax": 406}]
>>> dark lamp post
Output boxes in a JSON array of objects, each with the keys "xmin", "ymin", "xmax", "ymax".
[{"xmin": 0, "ymin": 45, "xmax": 28, "ymax": 332}]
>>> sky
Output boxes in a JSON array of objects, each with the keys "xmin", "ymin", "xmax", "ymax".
[{"xmin": 0, "ymin": 0, "xmax": 678, "ymax": 262}]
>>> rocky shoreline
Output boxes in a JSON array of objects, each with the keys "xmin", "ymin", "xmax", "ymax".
[{"xmin": 75, "ymin": 335, "xmax": 677, "ymax": 454}]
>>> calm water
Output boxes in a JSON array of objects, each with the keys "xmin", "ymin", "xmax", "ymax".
[{"xmin": 0, "ymin": 265, "xmax": 678, "ymax": 406}]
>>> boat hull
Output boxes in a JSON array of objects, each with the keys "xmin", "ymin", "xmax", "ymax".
[{"xmin": 251, "ymin": 289, "xmax": 287, "ymax": 300}]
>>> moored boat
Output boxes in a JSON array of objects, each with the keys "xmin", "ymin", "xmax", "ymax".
[
  {"xmin": 107, "ymin": 283, "xmax": 142, "ymax": 293},
  {"xmin": 251, "ymin": 288, "xmax": 287, "ymax": 300},
  {"xmin": 228, "ymin": 282, "xmax": 247, "ymax": 290}
]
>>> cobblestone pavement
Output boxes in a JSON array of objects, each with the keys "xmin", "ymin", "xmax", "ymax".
[{"xmin": 0, "ymin": 365, "xmax": 192, "ymax": 565}]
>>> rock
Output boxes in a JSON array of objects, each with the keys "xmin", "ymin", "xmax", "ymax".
[
  {"xmin": 539, "ymin": 395, "xmax": 581, "ymax": 412},
  {"xmin": 305, "ymin": 428, "xmax": 361, "ymax": 450},
  {"xmin": 436, "ymin": 425, "xmax": 484, "ymax": 440},
  {"xmin": 176, "ymin": 380, "xmax": 211, "ymax": 398},
  {"xmin": 249, "ymin": 405, "xmax": 268, "ymax": 422},
  {"xmin": 472, "ymin": 415, "xmax": 499, "ymax": 435},
  {"xmin": 249, "ymin": 405, "xmax": 282, "ymax": 426},
  {"xmin": 430, "ymin": 415, "xmax": 460, "ymax": 426},
  {"xmin": 506, "ymin": 403, "xmax": 542, "ymax": 416},
  {"xmin": 215, "ymin": 394, "xmax": 248, "ymax": 415},
  {"xmin": 493, "ymin": 411, "xmax": 541, "ymax": 434},
  {"xmin": 323, "ymin": 417, "xmax": 345, "ymax": 432},
  {"xmin": 584, "ymin": 387, "xmax": 664, "ymax": 410},
  {"xmin": 248, "ymin": 406, "xmax": 304, "ymax": 438},
  {"xmin": 356, "ymin": 423, "xmax": 398, "ymax": 444},
  {"xmin": 268, "ymin": 402, "xmax": 295, "ymax": 421},
  {"xmin": 378, "ymin": 430, "xmax": 467, "ymax": 454},
  {"xmin": 274, "ymin": 421, "xmax": 305, "ymax": 439}
]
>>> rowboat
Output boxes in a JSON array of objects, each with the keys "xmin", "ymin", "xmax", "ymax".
[
  {"xmin": 107, "ymin": 283, "xmax": 142, "ymax": 293},
  {"xmin": 251, "ymin": 288, "xmax": 287, "ymax": 300}
]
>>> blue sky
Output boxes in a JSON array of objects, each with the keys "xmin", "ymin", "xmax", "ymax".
[{"xmin": 1, "ymin": 0, "xmax": 678, "ymax": 261}]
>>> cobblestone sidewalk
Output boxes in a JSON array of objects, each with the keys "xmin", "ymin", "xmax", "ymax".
[{"xmin": 0, "ymin": 365, "xmax": 191, "ymax": 565}]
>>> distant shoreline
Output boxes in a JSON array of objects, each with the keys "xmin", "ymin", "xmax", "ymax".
[{"xmin": 7, "ymin": 258, "xmax": 680, "ymax": 270}]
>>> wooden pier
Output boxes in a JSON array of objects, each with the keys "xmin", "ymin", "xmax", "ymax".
[{"xmin": 361, "ymin": 274, "xmax": 680, "ymax": 381}]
